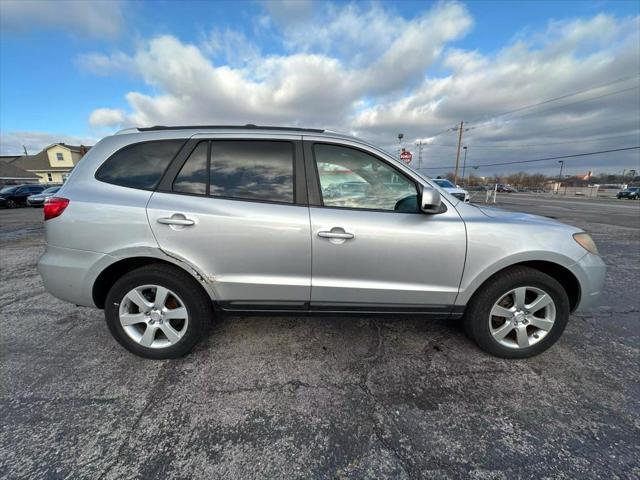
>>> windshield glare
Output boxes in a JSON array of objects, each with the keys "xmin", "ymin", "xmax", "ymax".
[
  {"xmin": 434, "ymin": 179, "xmax": 455, "ymax": 188},
  {"xmin": 0, "ymin": 186, "xmax": 19, "ymax": 193},
  {"xmin": 42, "ymin": 187, "xmax": 60, "ymax": 194}
]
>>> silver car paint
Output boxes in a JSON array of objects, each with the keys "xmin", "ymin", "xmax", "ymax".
[
  {"xmin": 38, "ymin": 127, "xmax": 606, "ymax": 314},
  {"xmin": 147, "ymin": 192, "xmax": 312, "ymax": 303}
]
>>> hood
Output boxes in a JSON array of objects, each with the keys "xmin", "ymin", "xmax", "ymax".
[
  {"xmin": 472, "ymin": 204, "xmax": 579, "ymax": 230},
  {"xmin": 443, "ymin": 186, "xmax": 468, "ymax": 195}
]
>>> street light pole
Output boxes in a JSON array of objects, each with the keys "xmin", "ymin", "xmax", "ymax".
[
  {"xmin": 558, "ymin": 160, "xmax": 564, "ymax": 194},
  {"xmin": 397, "ymin": 133, "xmax": 404, "ymax": 159},
  {"xmin": 461, "ymin": 146, "xmax": 468, "ymax": 186}
]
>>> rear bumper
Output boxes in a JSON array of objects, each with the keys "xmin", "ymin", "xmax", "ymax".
[
  {"xmin": 570, "ymin": 252, "xmax": 606, "ymax": 312},
  {"xmin": 38, "ymin": 244, "xmax": 113, "ymax": 307}
]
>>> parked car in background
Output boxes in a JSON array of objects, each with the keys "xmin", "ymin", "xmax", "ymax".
[
  {"xmin": 38, "ymin": 125, "xmax": 606, "ymax": 361},
  {"xmin": 432, "ymin": 178, "xmax": 470, "ymax": 202},
  {"xmin": 616, "ymin": 187, "xmax": 640, "ymax": 199},
  {"xmin": 0, "ymin": 184, "xmax": 46, "ymax": 208},
  {"xmin": 496, "ymin": 184, "xmax": 517, "ymax": 193},
  {"xmin": 27, "ymin": 186, "xmax": 61, "ymax": 207}
]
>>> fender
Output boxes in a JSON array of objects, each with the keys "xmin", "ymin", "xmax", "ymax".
[
  {"xmin": 82, "ymin": 246, "xmax": 220, "ymax": 307},
  {"xmin": 454, "ymin": 250, "xmax": 580, "ymax": 306}
]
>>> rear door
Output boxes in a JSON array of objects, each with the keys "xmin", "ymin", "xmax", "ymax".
[
  {"xmin": 147, "ymin": 134, "xmax": 312, "ymax": 309},
  {"xmin": 304, "ymin": 138, "xmax": 466, "ymax": 313}
]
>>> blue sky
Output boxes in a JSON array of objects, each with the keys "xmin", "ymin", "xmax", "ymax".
[{"xmin": 1, "ymin": 0, "xmax": 639, "ymax": 175}]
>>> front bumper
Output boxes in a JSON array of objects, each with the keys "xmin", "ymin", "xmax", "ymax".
[{"xmin": 571, "ymin": 252, "xmax": 606, "ymax": 312}]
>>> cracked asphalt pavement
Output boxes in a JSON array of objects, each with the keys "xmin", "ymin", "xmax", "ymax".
[{"xmin": 1, "ymin": 195, "xmax": 639, "ymax": 479}]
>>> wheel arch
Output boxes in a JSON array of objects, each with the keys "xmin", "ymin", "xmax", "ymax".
[
  {"xmin": 92, "ymin": 256, "xmax": 214, "ymax": 309},
  {"xmin": 461, "ymin": 260, "xmax": 581, "ymax": 313}
]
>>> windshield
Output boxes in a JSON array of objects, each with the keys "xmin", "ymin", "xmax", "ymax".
[
  {"xmin": 433, "ymin": 179, "xmax": 455, "ymax": 188},
  {"xmin": 42, "ymin": 187, "xmax": 60, "ymax": 194},
  {"xmin": 0, "ymin": 186, "xmax": 19, "ymax": 194}
]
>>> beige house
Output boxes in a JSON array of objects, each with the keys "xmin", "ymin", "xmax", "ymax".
[{"xmin": 8, "ymin": 143, "xmax": 91, "ymax": 184}]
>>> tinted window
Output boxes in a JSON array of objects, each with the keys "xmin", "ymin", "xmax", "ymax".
[
  {"xmin": 173, "ymin": 142, "xmax": 208, "ymax": 195},
  {"xmin": 209, "ymin": 141, "xmax": 294, "ymax": 203},
  {"xmin": 314, "ymin": 144, "xmax": 418, "ymax": 212},
  {"xmin": 0, "ymin": 186, "xmax": 18, "ymax": 194},
  {"xmin": 96, "ymin": 140, "xmax": 184, "ymax": 189},
  {"xmin": 42, "ymin": 187, "xmax": 60, "ymax": 194}
]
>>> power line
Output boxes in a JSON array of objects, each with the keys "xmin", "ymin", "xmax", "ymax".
[
  {"xmin": 422, "ymin": 133, "xmax": 640, "ymax": 149},
  {"xmin": 414, "ymin": 73, "xmax": 640, "ymax": 141},
  {"xmin": 418, "ymin": 146, "xmax": 640, "ymax": 170},
  {"xmin": 465, "ymin": 72, "xmax": 640, "ymax": 126},
  {"xmin": 469, "ymin": 86, "xmax": 639, "ymax": 131}
]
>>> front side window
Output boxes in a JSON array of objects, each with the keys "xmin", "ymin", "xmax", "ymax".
[
  {"xmin": 96, "ymin": 140, "xmax": 184, "ymax": 190},
  {"xmin": 314, "ymin": 144, "xmax": 418, "ymax": 212}
]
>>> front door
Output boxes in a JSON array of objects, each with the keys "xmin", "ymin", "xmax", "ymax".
[
  {"xmin": 306, "ymin": 141, "xmax": 466, "ymax": 312},
  {"xmin": 147, "ymin": 137, "xmax": 311, "ymax": 308}
]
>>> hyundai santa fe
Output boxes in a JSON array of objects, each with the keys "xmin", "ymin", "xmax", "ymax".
[{"xmin": 38, "ymin": 125, "xmax": 606, "ymax": 360}]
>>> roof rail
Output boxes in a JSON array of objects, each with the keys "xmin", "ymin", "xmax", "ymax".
[{"xmin": 136, "ymin": 124, "xmax": 325, "ymax": 133}]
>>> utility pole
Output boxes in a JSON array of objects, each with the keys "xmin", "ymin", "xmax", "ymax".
[
  {"xmin": 22, "ymin": 145, "xmax": 28, "ymax": 156},
  {"xmin": 414, "ymin": 140, "xmax": 424, "ymax": 171},
  {"xmin": 397, "ymin": 133, "xmax": 404, "ymax": 159},
  {"xmin": 453, "ymin": 121, "xmax": 464, "ymax": 185},
  {"xmin": 558, "ymin": 160, "xmax": 564, "ymax": 194},
  {"xmin": 461, "ymin": 146, "xmax": 468, "ymax": 186}
]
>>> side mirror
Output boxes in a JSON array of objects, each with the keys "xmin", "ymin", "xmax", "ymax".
[{"xmin": 421, "ymin": 187, "xmax": 443, "ymax": 214}]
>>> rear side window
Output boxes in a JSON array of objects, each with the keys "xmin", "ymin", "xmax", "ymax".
[
  {"xmin": 210, "ymin": 141, "xmax": 294, "ymax": 203},
  {"xmin": 171, "ymin": 140, "xmax": 294, "ymax": 203},
  {"xmin": 96, "ymin": 140, "xmax": 184, "ymax": 190},
  {"xmin": 173, "ymin": 142, "xmax": 208, "ymax": 195}
]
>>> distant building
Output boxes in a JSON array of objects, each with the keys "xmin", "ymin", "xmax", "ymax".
[
  {"xmin": 0, "ymin": 161, "xmax": 40, "ymax": 186},
  {"xmin": 6, "ymin": 143, "xmax": 91, "ymax": 184}
]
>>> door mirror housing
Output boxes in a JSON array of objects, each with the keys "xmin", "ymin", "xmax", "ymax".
[{"xmin": 421, "ymin": 187, "xmax": 444, "ymax": 214}]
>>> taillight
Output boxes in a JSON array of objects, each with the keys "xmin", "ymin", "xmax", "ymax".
[{"xmin": 44, "ymin": 197, "xmax": 69, "ymax": 221}]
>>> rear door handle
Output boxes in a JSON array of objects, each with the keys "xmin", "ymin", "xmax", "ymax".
[
  {"xmin": 318, "ymin": 230, "xmax": 354, "ymax": 240},
  {"xmin": 157, "ymin": 216, "xmax": 195, "ymax": 226}
]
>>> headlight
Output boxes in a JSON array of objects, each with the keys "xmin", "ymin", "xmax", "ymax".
[{"xmin": 573, "ymin": 232, "xmax": 599, "ymax": 255}]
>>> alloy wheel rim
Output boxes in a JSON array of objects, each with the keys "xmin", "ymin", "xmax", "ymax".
[
  {"xmin": 489, "ymin": 286, "xmax": 556, "ymax": 349},
  {"xmin": 119, "ymin": 285, "xmax": 189, "ymax": 349}
]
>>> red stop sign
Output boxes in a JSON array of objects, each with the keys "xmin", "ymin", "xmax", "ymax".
[{"xmin": 400, "ymin": 150, "xmax": 412, "ymax": 164}]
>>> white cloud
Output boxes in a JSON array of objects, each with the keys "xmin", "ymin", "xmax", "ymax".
[
  {"xmin": 0, "ymin": 131, "xmax": 96, "ymax": 155},
  {"xmin": 81, "ymin": 2, "xmax": 640, "ymax": 174},
  {"xmin": 0, "ymin": 0, "xmax": 124, "ymax": 39},
  {"xmin": 76, "ymin": 52, "xmax": 135, "ymax": 76},
  {"xmin": 89, "ymin": 108, "xmax": 127, "ymax": 128}
]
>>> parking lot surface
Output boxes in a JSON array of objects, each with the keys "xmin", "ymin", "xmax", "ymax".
[{"xmin": 1, "ymin": 197, "xmax": 639, "ymax": 479}]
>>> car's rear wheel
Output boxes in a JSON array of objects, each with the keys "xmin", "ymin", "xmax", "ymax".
[
  {"xmin": 104, "ymin": 264, "xmax": 212, "ymax": 359},
  {"xmin": 463, "ymin": 266, "xmax": 570, "ymax": 358},
  {"xmin": 6, "ymin": 199, "xmax": 16, "ymax": 208}
]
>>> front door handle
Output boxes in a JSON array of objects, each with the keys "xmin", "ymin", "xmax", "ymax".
[
  {"xmin": 157, "ymin": 216, "xmax": 195, "ymax": 226},
  {"xmin": 318, "ymin": 229, "xmax": 354, "ymax": 240}
]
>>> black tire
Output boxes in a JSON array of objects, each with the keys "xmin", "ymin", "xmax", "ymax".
[
  {"xmin": 463, "ymin": 266, "xmax": 570, "ymax": 359},
  {"xmin": 6, "ymin": 199, "xmax": 16, "ymax": 208},
  {"xmin": 104, "ymin": 264, "xmax": 213, "ymax": 359}
]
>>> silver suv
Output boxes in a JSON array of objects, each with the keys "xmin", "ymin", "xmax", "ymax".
[{"xmin": 38, "ymin": 126, "xmax": 606, "ymax": 360}]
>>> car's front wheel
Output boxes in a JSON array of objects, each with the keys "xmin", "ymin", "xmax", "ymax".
[
  {"xmin": 104, "ymin": 264, "xmax": 212, "ymax": 359},
  {"xmin": 463, "ymin": 266, "xmax": 570, "ymax": 358}
]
